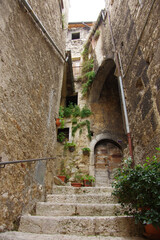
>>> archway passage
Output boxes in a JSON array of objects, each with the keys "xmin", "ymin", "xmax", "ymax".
[{"xmin": 94, "ymin": 140, "xmax": 122, "ymax": 187}]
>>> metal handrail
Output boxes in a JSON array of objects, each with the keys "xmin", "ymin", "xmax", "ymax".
[{"xmin": 0, "ymin": 157, "xmax": 55, "ymax": 168}]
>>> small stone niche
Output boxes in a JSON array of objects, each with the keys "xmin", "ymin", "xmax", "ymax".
[{"xmin": 136, "ymin": 77, "xmax": 144, "ymax": 92}]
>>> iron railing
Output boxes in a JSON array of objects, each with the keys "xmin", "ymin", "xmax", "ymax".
[{"xmin": 0, "ymin": 157, "xmax": 55, "ymax": 168}]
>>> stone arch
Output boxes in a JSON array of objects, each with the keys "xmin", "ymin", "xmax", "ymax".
[
  {"xmin": 89, "ymin": 58, "xmax": 116, "ymax": 103},
  {"xmin": 89, "ymin": 133, "xmax": 123, "ymax": 176}
]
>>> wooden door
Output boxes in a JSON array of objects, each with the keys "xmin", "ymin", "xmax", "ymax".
[{"xmin": 95, "ymin": 140, "xmax": 122, "ymax": 186}]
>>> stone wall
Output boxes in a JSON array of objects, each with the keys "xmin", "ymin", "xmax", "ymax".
[
  {"xmin": 86, "ymin": 0, "xmax": 160, "ymax": 162},
  {"xmin": 104, "ymin": 0, "xmax": 160, "ymax": 161},
  {"xmin": 0, "ymin": 0, "xmax": 68, "ymax": 230},
  {"xmin": 54, "ymin": 0, "xmax": 159, "ymax": 188},
  {"xmin": 66, "ymin": 26, "xmax": 91, "ymax": 58}
]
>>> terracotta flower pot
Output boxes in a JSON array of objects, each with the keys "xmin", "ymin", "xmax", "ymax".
[
  {"xmin": 83, "ymin": 179, "xmax": 92, "ymax": 187},
  {"xmin": 56, "ymin": 118, "xmax": 61, "ymax": 127},
  {"xmin": 57, "ymin": 175, "xmax": 66, "ymax": 182},
  {"xmin": 144, "ymin": 224, "xmax": 160, "ymax": 240},
  {"xmin": 71, "ymin": 182, "xmax": 82, "ymax": 187}
]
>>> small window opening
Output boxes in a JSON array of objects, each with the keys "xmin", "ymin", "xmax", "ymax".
[
  {"xmin": 66, "ymin": 94, "xmax": 78, "ymax": 107},
  {"xmin": 72, "ymin": 32, "xmax": 80, "ymax": 40},
  {"xmin": 57, "ymin": 128, "xmax": 69, "ymax": 142},
  {"xmin": 90, "ymin": 131, "xmax": 94, "ymax": 137}
]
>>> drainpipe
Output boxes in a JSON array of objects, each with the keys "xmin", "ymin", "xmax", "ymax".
[
  {"xmin": 20, "ymin": 0, "xmax": 66, "ymax": 62},
  {"xmin": 107, "ymin": 10, "xmax": 134, "ymax": 161}
]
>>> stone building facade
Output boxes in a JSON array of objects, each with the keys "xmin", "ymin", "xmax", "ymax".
[
  {"xmin": 0, "ymin": 0, "xmax": 159, "ymax": 232},
  {"xmin": 56, "ymin": 0, "xmax": 159, "ymax": 187},
  {"xmin": 102, "ymin": 0, "xmax": 160, "ymax": 162},
  {"xmin": 0, "ymin": 0, "xmax": 69, "ymax": 230}
]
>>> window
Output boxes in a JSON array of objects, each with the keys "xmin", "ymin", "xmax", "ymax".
[
  {"xmin": 72, "ymin": 32, "xmax": 80, "ymax": 40},
  {"xmin": 57, "ymin": 128, "xmax": 69, "ymax": 142},
  {"xmin": 66, "ymin": 94, "xmax": 78, "ymax": 107}
]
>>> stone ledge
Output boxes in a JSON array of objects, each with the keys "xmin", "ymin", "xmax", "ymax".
[{"xmin": 0, "ymin": 232, "xmax": 146, "ymax": 240}]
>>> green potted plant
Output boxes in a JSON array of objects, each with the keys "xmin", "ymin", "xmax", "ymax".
[
  {"xmin": 81, "ymin": 174, "xmax": 95, "ymax": 187},
  {"xmin": 112, "ymin": 148, "xmax": 160, "ymax": 239},
  {"xmin": 82, "ymin": 147, "xmax": 90, "ymax": 156},
  {"xmin": 71, "ymin": 172, "xmax": 83, "ymax": 187},
  {"xmin": 57, "ymin": 169, "xmax": 70, "ymax": 183},
  {"xmin": 64, "ymin": 141, "xmax": 76, "ymax": 152}
]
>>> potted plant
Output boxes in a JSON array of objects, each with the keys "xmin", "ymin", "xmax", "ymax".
[
  {"xmin": 112, "ymin": 148, "xmax": 160, "ymax": 239},
  {"xmin": 56, "ymin": 118, "xmax": 61, "ymax": 127},
  {"xmin": 82, "ymin": 147, "xmax": 90, "ymax": 156},
  {"xmin": 56, "ymin": 117, "xmax": 64, "ymax": 128},
  {"xmin": 71, "ymin": 172, "xmax": 83, "ymax": 187},
  {"xmin": 57, "ymin": 169, "xmax": 70, "ymax": 183},
  {"xmin": 82, "ymin": 174, "xmax": 95, "ymax": 187},
  {"xmin": 64, "ymin": 141, "xmax": 76, "ymax": 152}
]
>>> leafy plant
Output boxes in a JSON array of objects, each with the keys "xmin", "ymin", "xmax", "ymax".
[
  {"xmin": 59, "ymin": 106, "xmax": 64, "ymax": 118},
  {"xmin": 72, "ymin": 118, "xmax": 78, "ymax": 125},
  {"xmin": 82, "ymin": 147, "xmax": 90, "ymax": 152},
  {"xmin": 60, "ymin": 118, "xmax": 65, "ymax": 129},
  {"xmin": 64, "ymin": 103, "xmax": 74, "ymax": 118},
  {"xmin": 59, "ymin": 167, "xmax": 70, "ymax": 181},
  {"xmin": 81, "ymin": 44, "xmax": 89, "ymax": 60},
  {"xmin": 81, "ymin": 174, "xmax": 95, "ymax": 182},
  {"xmin": 72, "ymin": 105, "xmax": 81, "ymax": 117},
  {"xmin": 86, "ymin": 120, "xmax": 92, "ymax": 140},
  {"xmin": 72, "ymin": 119, "xmax": 91, "ymax": 140},
  {"xmin": 57, "ymin": 132, "xmax": 65, "ymax": 143},
  {"xmin": 80, "ymin": 105, "xmax": 92, "ymax": 118},
  {"xmin": 112, "ymin": 148, "xmax": 160, "ymax": 227},
  {"xmin": 64, "ymin": 141, "xmax": 76, "ymax": 150},
  {"xmin": 82, "ymin": 59, "xmax": 94, "ymax": 75},
  {"xmin": 82, "ymin": 71, "xmax": 95, "ymax": 96}
]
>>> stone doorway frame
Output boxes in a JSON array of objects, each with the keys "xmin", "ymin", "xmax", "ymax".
[{"xmin": 89, "ymin": 133, "xmax": 122, "ymax": 176}]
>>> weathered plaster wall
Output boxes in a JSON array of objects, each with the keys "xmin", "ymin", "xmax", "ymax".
[{"xmin": 0, "ymin": 0, "xmax": 68, "ymax": 230}]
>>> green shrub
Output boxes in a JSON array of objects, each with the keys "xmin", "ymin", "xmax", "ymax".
[
  {"xmin": 112, "ymin": 148, "xmax": 160, "ymax": 227},
  {"xmin": 81, "ymin": 174, "xmax": 95, "ymax": 182},
  {"xmin": 80, "ymin": 105, "xmax": 92, "ymax": 118},
  {"xmin": 82, "ymin": 59, "xmax": 94, "ymax": 74}
]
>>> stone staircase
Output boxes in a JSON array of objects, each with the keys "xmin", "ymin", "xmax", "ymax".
[{"xmin": 0, "ymin": 186, "xmax": 145, "ymax": 240}]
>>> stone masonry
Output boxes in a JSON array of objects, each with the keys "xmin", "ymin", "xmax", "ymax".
[
  {"xmin": 0, "ymin": 185, "xmax": 145, "ymax": 240},
  {"xmin": 0, "ymin": 0, "xmax": 69, "ymax": 230}
]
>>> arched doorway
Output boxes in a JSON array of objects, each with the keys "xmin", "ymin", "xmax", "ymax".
[{"xmin": 94, "ymin": 139, "xmax": 122, "ymax": 187}]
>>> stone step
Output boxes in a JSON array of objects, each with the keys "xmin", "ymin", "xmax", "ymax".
[
  {"xmin": 36, "ymin": 202, "xmax": 122, "ymax": 216},
  {"xmin": 52, "ymin": 186, "xmax": 113, "ymax": 195},
  {"xmin": 46, "ymin": 193, "xmax": 116, "ymax": 204},
  {"xmin": 19, "ymin": 215, "xmax": 143, "ymax": 237},
  {"xmin": 0, "ymin": 232, "xmax": 146, "ymax": 240}
]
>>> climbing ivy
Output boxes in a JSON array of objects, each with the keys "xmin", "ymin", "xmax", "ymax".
[{"xmin": 58, "ymin": 104, "xmax": 92, "ymax": 141}]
